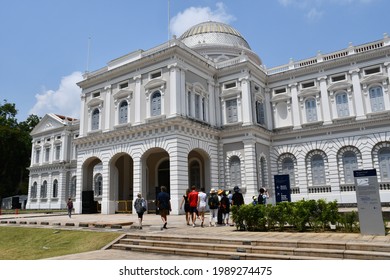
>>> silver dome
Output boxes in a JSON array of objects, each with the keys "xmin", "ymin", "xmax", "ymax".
[
  {"xmin": 179, "ymin": 21, "xmax": 251, "ymax": 49},
  {"xmin": 179, "ymin": 21, "xmax": 262, "ymax": 66}
]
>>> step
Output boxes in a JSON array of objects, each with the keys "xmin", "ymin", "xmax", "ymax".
[
  {"xmin": 112, "ymin": 233, "xmax": 390, "ymax": 260},
  {"xmin": 111, "ymin": 243, "xmax": 333, "ymax": 260},
  {"xmin": 123, "ymin": 233, "xmax": 390, "ymax": 253}
]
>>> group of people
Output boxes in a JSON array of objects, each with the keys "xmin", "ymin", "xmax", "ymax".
[
  {"xmin": 133, "ymin": 185, "xmax": 269, "ymax": 230},
  {"xmin": 180, "ymin": 185, "xmax": 265, "ymax": 227}
]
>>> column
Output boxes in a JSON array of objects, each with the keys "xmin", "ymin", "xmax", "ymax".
[
  {"xmin": 168, "ymin": 64, "xmax": 180, "ymax": 117},
  {"xmin": 384, "ymin": 62, "xmax": 390, "ymax": 110},
  {"xmin": 134, "ymin": 75, "xmax": 141, "ymax": 124},
  {"xmin": 169, "ymin": 143, "xmax": 189, "ymax": 214},
  {"xmin": 103, "ymin": 85, "xmax": 111, "ymax": 132},
  {"xmin": 318, "ymin": 76, "xmax": 332, "ymax": 124},
  {"xmin": 350, "ymin": 68, "xmax": 366, "ymax": 120},
  {"xmin": 243, "ymin": 139, "xmax": 258, "ymax": 201},
  {"xmin": 79, "ymin": 93, "xmax": 86, "ymax": 136},
  {"xmin": 101, "ymin": 160, "xmax": 115, "ymax": 214},
  {"xmin": 240, "ymin": 78, "xmax": 253, "ymax": 125},
  {"xmin": 290, "ymin": 83, "xmax": 302, "ymax": 129},
  {"xmin": 208, "ymin": 81, "xmax": 216, "ymax": 125}
]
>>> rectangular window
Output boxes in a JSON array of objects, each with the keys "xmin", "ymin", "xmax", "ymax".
[
  {"xmin": 364, "ymin": 66, "xmax": 380, "ymax": 75},
  {"xmin": 150, "ymin": 71, "xmax": 162, "ymax": 79},
  {"xmin": 275, "ymin": 88, "xmax": 286, "ymax": 94},
  {"xmin": 55, "ymin": 145, "xmax": 61, "ymax": 160},
  {"xmin": 224, "ymin": 81, "xmax": 236, "ymax": 89},
  {"xmin": 331, "ymin": 74, "xmax": 346, "ymax": 82},
  {"xmin": 226, "ymin": 99, "xmax": 238, "ymax": 123},
  {"xmin": 119, "ymin": 82, "xmax": 128, "ymax": 89},
  {"xmin": 302, "ymin": 81, "xmax": 315, "ymax": 89},
  {"xmin": 195, "ymin": 94, "xmax": 200, "ymax": 119},
  {"xmin": 35, "ymin": 149, "xmax": 40, "ymax": 164},
  {"xmin": 45, "ymin": 147, "xmax": 50, "ymax": 162},
  {"xmin": 92, "ymin": 92, "xmax": 100, "ymax": 98}
]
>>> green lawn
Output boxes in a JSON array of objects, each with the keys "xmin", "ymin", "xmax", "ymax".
[{"xmin": 0, "ymin": 227, "xmax": 122, "ymax": 260}]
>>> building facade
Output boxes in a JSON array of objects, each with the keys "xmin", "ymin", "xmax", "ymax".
[{"xmin": 27, "ymin": 22, "xmax": 390, "ymax": 214}]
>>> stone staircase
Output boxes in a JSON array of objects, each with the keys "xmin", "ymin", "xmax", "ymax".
[{"xmin": 108, "ymin": 233, "xmax": 390, "ymax": 260}]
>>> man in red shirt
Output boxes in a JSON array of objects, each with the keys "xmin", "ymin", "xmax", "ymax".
[{"xmin": 187, "ymin": 185, "xmax": 199, "ymax": 227}]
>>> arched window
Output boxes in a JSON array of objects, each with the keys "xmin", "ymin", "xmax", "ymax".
[
  {"xmin": 305, "ymin": 98, "xmax": 317, "ymax": 122},
  {"xmin": 311, "ymin": 154, "xmax": 325, "ymax": 185},
  {"xmin": 70, "ymin": 176, "xmax": 76, "ymax": 198},
  {"xmin": 230, "ymin": 156, "xmax": 241, "ymax": 187},
  {"xmin": 282, "ymin": 157, "xmax": 295, "ymax": 187},
  {"xmin": 31, "ymin": 182, "xmax": 37, "ymax": 199},
  {"xmin": 369, "ymin": 86, "xmax": 385, "ymax": 112},
  {"xmin": 52, "ymin": 179, "xmax": 58, "ymax": 198},
  {"xmin": 151, "ymin": 91, "xmax": 161, "ymax": 116},
  {"xmin": 343, "ymin": 151, "xmax": 358, "ymax": 184},
  {"xmin": 379, "ymin": 148, "xmax": 390, "ymax": 181},
  {"xmin": 336, "ymin": 91, "xmax": 349, "ymax": 117},
  {"xmin": 189, "ymin": 160, "xmax": 201, "ymax": 188},
  {"xmin": 118, "ymin": 100, "xmax": 128, "ymax": 124},
  {"xmin": 91, "ymin": 108, "xmax": 100, "ymax": 130},
  {"xmin": 94, "ymin": 174, "xmax": 103, "ymax": 197},
  {"xmin": 40, "ymin": 180, "xmax": 47, "ymax": 198}
]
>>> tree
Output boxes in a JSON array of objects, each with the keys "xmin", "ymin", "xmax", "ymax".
[{"xmin": 0, "ymin": 100, "xmax": 40, "ymax": 200}]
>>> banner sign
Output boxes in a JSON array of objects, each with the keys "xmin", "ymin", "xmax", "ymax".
[{"xmin": 274, "ymin": 174, "xmax": 291, "ymax": 203}]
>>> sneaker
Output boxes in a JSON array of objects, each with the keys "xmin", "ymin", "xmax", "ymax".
[
  {"xmin": 192, "ymin": 223, "xmax": 195, "ymax": 227},
  {"xmin": 163, "ymin": 222, "xmax": 167, "ymax": 229}
]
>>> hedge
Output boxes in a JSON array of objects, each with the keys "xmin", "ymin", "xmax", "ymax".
[{"xmin": 230, "ymin": 199, "xmax": 363, "ymax": 232}]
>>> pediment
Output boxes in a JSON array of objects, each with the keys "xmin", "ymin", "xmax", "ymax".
[
  {"xmin": 31, "ymin": 114, "xmax": 67, "ymax": 135},
  {"xmin": 298, "ymin": 88, "xmax": 320, "ymax": 98},
  {"xmin": 360, "ymin": 74, "xmax": 388, "ymax": 85},
  {"xmin": 220, "ymin": 88, "xmax": 241, "ymax": 99},
  {"xmin": 328, "ymin": 81, "xmax": 352, "ymax": 92},
  {"xmin": 144, "ymin": 78, "xmax": 166, "ymax": 91},
  {"xmin": 87, "ymin": 97, "xmax": 104, "ymax": 107},
  {"xmin": 113, "ymin": 89, "xmax": 133, "ymax": 100},
  {"xmin": 271, "ymin": 93, "xmax": 290, "ymax": 102}
]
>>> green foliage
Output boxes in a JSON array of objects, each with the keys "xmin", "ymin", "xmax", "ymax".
[
  {"xmin": 0, "ymin": 101, "xmax": 40, "ymax": 199},
  {"xmin": 338, "ymin": 211, "xmax": 360, "ymax": 232},
  {"xmin": 232, "ymin": 199, "xmax": 361, "ymax": 233}
]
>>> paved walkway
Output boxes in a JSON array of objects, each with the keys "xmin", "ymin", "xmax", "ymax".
[{"xmin": 1, "ymin": 212, "xmax": 390, "ymax": 259}]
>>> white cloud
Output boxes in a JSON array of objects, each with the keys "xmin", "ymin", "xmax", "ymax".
[
  {"xmin": 29, "ymin": 71, "xmax": 82, "ymax": 118},
  {"xmin": 278, "ymin": 0, "xmax": 375, "ymax": 20},
  {"xmin": 306, "ymin": 8, "xmax": 323, "ymax": 21},
  {"xmin": 170, "ymin": 2, "xmax": 236, "ymax": 37}
]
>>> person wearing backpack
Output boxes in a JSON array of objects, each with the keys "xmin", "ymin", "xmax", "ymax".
[
  {"xmin": 258, "ymin": 188, "xmax": 268, "ymax": 205},
  {"xmin": 220, "ymin": 191, "xmax": 231, "ymax": 226},
  {"xmin": 134, "ymin": 193, "xmax": 147, "ymax": 229},
  {"xmin": 208, "ymin": 188, "xmax": 219, "ymax": 227}
]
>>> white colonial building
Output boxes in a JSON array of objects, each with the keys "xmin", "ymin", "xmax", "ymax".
[{"xmin": 27, "ymin": 21, "xmax": 390, "ymax": 214}]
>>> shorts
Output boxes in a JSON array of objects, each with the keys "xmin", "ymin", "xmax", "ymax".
[
  {"xmin": 189, "ymin": 206, "xmax": 198, "ymax": 214},
  {"xmin": 159, "ymin": 209, "xmax": 169, "ymax": 216},
  {"xmin": 197, "ymin": 205, "xmax": 206, "ymax": 212}
]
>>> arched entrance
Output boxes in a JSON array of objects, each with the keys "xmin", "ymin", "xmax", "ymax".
[
  {"xmin": 81, "ymin": 157, "xmax": 102, "ymax": 214},
  {"xmin": 109, "ymin": 153, "xmax": 134, "ymax": 213},
  {"xmin": 142, "ymin": 148, "xmax": 170, "ymax": 212},
  {"xmin": 188, "ymin": 149, "xmax": 211, "ymax": 192}
]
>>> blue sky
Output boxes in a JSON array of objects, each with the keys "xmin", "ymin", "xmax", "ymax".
[{"xmin": 0, "ymin": 0, "xmax": 388, "ymax": 121}]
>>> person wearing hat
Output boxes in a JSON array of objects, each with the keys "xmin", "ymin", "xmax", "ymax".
[
  {"xmin": 217, "ymin": 189, "xmax": 224, "ymax": 225},
  {"xmin": 231, "ymin": 186, "xmax": 244, "ymax": 208},
  {"xmin": 207, "ymin": 188, "xmax": 219, "ymax": 226}
]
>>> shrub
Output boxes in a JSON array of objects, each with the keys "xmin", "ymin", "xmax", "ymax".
[{"xmin": 231, "ymin": 199, "xmax": 358, "ymax": 233}]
